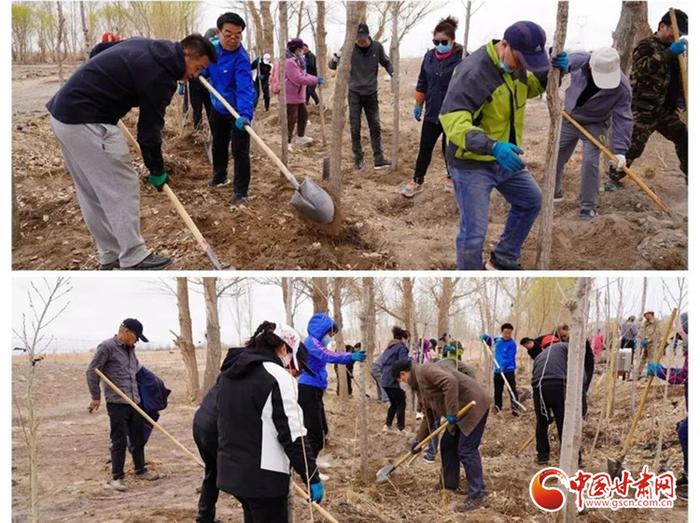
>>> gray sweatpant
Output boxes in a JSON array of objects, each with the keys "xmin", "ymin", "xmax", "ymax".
[
  {"xmin": 554, "ymin": 119, "xmax": 608, "ymax": 211},
  {"xmin": 50, "ymin": 116, "xmax": 149, "ymax": 267}
]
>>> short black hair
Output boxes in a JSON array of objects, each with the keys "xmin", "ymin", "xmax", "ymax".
[
  {"xmin": 217, "ymin": 12, "xmax": 246, "ymax": 31},
  {"xmin": 429, "ymin": 338, "xmax": 438, "ymax": 349},
  {"xmin": 392, "ymin": 326, "xmax": 409, "ymax": 340},
  {"xmin": 520, "ymin": 337, "xmax": 533, "ymax": 346},
  {"xmin": 660, "ymin": 9, "xmax": 688, "ymax": 34},
  {"xmin": 181, "ymin": 34, "xmax": 217, "ymax": 63},
  {"xmin": 501, "ymin": 323, "xmax": 514, "ymax": 331},
  {"xmin": 391, "ymin": 359, "xmax": 412, "ymax": 381}
]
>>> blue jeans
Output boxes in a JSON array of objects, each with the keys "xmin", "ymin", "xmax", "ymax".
[
  {"xmin": 449, "ymin": 162, "xmax": 542, "ymax": 269},
  {"xmin": 424, "ymin": 419, "xmax": 440, "ymax": 460}
]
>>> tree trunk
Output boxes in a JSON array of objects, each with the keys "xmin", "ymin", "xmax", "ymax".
[
  {"xmin": 437, "ymin": 278, "xmax": 455, "ymax": 338},
  {"xmin": 612, "ymin": 1, "xmax": 651, "ymax": 75},
  {"xmin": 311, "ymin": 277, "xmax": 329, "ymax": 313},
  {"xmin": 559, "ymin": 278, "xmax": 592, "ymax": 522},
  {"xmin": 56, "ymin": 1, "xmax": 66, "ymax": 84},
  {"xmin": 401, "ymin": 278, "xmax": 415, "ymax": 337},
  {"xmin": 630, "ymin": 276, "xmax": 648, "ymax": 397},
  {"xmin": 463, "ymin": 1, "xmax": 472, "ymax": 56},
  {"xmin": 12, "ymin": 171, "xmax": 19, "ymax": 247},
  {"xmin": 390, "ymin": 1, "xmax": 400, "ymax": 170},
  {"xmin": 333, "ymin": 279, "xmax": 349, "ymax": 397},
  {"xmin": 260, "ymin": 1, "xmax": 275, "ymax": 55},
  {"xmin": 359, "ymin": 278, "xmax": 375, "ymax": 485},
  {"xmin": 281, "ymin": 277, "xmax": 295, "ymax": 326},
  {"xmin": 176, "ymin": 278, "xmax": 199, "ymax": 403},
  {"xmin": 247, "ymin": 1, "xmax": 264, "ymax": 56},
  {"xmin": 535, "ymin": 1, "xmax": 568, "ymax": 269},
  {"xmin": 278, "ymin": 1, "xmax": 289, "ymax": 167},
  {"xmin": 327, "ymin": 0, "xmax": 364, "ymax": 197},
  {"xmin": 243, "ymin": 1, "xmax": 253, "ymax": 55},
  {"xmin": 315, "ymin": 0, "xmax": 328, "ymax": 146},
  {"xmin": 79, "ymin": 1, "xmax": 90, "ymax": 59},
  {"xmin": 201, "ymin": 278, "xmax": 222, "ymax": 398}
]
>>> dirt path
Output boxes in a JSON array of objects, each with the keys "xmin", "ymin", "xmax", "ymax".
[
  {"xmin": 13, "ymin": 350, "xmax": 687, "ymax": 522},
  {"xmin": 12, "ymin": 61, "xmax": 687, "ymax": 270}
]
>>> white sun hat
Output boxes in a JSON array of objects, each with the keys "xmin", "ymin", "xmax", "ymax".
[{"xmin": 590, "ymin": 47, "xmax": 621, "ymax": 89}]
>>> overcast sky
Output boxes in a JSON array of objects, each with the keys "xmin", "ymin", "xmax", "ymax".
[
  {"xmin": 200, "ymin": 0, "xmax": 688, "ymax": 58},
  {"xmin": 11, "ymin": 276, "xmax": 684, "ymax": 353}
]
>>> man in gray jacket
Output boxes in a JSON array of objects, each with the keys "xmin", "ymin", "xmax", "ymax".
[
  {"xmin": 329, "ymin": 23, "xmax": 393, "ymax": 170},
  {"xmin": 554, "ymin": 47, "xmax": 633, "ymax": 219},
  {"xmin": 86, "ymin": 319, "xmax": 160, "ymax": 491}
]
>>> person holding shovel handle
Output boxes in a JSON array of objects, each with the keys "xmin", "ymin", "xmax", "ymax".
[
  {"xmin": 481, "ymin": 323, "xmax": 521, "ymax": 416},
  {"xmin": 393, "ymin": 358, "xmax": 491, "ymax": 512},
  {"xmin": 86, "ymin": 319, "xmax": 160, "ymax": 491},
  {"xmin": 47, "ymin": 34, "xmax": 216, "ymax": 270}
]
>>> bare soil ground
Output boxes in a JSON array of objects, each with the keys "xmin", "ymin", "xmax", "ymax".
[
  {"xmin": 12, "ymin": 60, "xmax": 687, "ymax": 270},
  {"xmin": 13, "ymin": 349, "xmax": 687, "ymax": 522}
]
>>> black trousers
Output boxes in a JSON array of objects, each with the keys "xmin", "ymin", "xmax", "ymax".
[
  {"xmin": 348, "ymin": 90, "xmax": 384, "ymax": 162},
  {"xmin": 493, "ymin": 371, "xmax": 519, "ymax": 412},
  {"xmin": 190, "ymin": 84, "xmax": 212, "ymax": 131},
  {"xmin": 413, "ymin": 119, "xmax": 447, "ymax": 183},
  {"xmin": 532, "ymin": 382, "xmax": 565, "ymax": 460},
  {"xmin": 254, "ymin": 79, "xmax": 271, "ymax": 111},
  {"xmin": 210, "ymin": 109, "xmax": 251, "ymax": 197},
  {"xmin": 335, "ymin": 365, "xmax": 353, "ymax": 395},
  {"xmin": 384, "ymin": 387, "xmax": 406, "ymax": 430},
  {"xmin": 193, "ymin": 423, "xmax": 219, "ymax": 523},
  {"xmin": 235, "ymin": 495, "xmax": 288, "ymax": 523},
  {"xmin": 298, "ymin": 384, "xmax": 326, "ymax": 458},
  {"xmin": 306, "ymin": 85, "xmax": 320, "ymax": 105},
  {"xmin": 107, "ymin": 402, "xmax": 146, "ymax": 480}
]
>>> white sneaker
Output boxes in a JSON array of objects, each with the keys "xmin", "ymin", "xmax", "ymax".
[
  {"xmin": 316, "ymin": 457, "xmax": 332, "ymax": 469},
  {"xmin": 416, "ymin": 412, "xmax": 424, "ymax": 420},
  {"xmin": 382, "ymin": 425, "xmax": 391, "ymax": 433},
  {"xmin": 318, "ymin": 472, "xmax": 330, "ymax": 481},
  {"xmin": 295, "ymin": 136, "xmax": 314, "ymax": 145},
  {"xmin": 110, "ymin": 479, "xmax": 128, "ymax": 491}
]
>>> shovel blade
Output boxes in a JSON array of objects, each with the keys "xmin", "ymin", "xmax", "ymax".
[
  {"xmin": 375, "ymin": 463, "xmax": 396, "ymax": 483},
  {"xmin": 607, "ymin": 457, "xmax": 623, "ymax": 479},
  {"xmin": 206, "ymin": 132, "xmax": 213, "ymax": 164},
  {"xmin": 290, "ymin": 177, "xmax": 335, "ymax": 224}
]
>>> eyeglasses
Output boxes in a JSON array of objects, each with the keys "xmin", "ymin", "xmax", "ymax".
[{"xmin": 433, "ymin": 39, "xmax": 450, "ymax": 46}]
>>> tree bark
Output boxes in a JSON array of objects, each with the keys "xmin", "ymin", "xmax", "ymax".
[
  {"xmin": 390, "ymin": 1, "xmax": 400, "ymax": 170},
  {"xmin": 401, "ymin": 278, "xmax": 415, "ymax": 338},
  {"xmin": 559, "ymin": 278, "xmax": 592, "ymax": 522},
  {"xmin": 260, "ymin": 1, "xmax": 275, "ymax": 55},
  {"xmin": 359, "ymin": 278, "xmax": 375, "ymax": 485},
  {"xmin": 79, "ymin": 1, "xmax": 90, "ymax": 59},
  {"xmin": 463, "ymin": 1, "xmax": 472, "ymax": 56},
  {"xmin": 56, "ymin": 1, "xmax": 66, "ymax": 83},
  {"xmin": 201, "ymin": 278, "xmax": 222, "ymax": 398},
  {"xmin": 333, "ymin": 279, "xmax": 349, "ymax": 397},
  {"xmin": 278, "ymin": 1, "xmax": 289, "ymax": 167},
  {"xmin": 315, "ymin": 0, "xmax": 328, "ymax": 146},
  {"xmin": 612, "ymin": 1, "xmax": 651, "ymax": 75},
  {"xmin": 175, "ymin": 278, "xmax": 199, "ymax": 403},
  {"xmin": 535, "ymin": 1, "xmax": 568, "ymax": 269},
  {"xmin": 281, "ymin": 277, "xmax": 295, "ymax": 326},
  {"xmin": 247, "ymin": 1, "xmax": 264, "ymax": 56},
  {"xmin": 437, "ymin": 278, "xmax": 455, "ymax": 338},
  {"xmin": 311, "ymin": 277, "xmax": 329, "ymax": 313}
]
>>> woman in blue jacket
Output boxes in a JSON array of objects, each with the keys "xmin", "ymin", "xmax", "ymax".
[
  {"xmin": 401, "ymin": 16, "xmax": 463, "ymax": 198},
  {"xmin": 380, "ymin": 326, "xmax": 411, "ymax": 432},
  {"xmin": 298, "ymin": 313, "xmax": 366, "ymax": 458}
]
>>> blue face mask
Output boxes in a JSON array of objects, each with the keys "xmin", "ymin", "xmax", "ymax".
[
  {"xmin": 500, "ymin": 61, "xmax": 513, "ymax": 74},
  {"xmin": 436, "ymin": 43, "xmax": 451, "ymax": 53},
  {"xmin": 322, "ymin": 335, "xmax": 332, "ymax": 347}
]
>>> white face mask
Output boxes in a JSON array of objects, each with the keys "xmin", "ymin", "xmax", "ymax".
[{"xmin": 281, "ymin": 353, "xmax": 293, "ymax": 367}]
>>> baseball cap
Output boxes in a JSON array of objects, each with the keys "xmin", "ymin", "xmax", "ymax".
[
  {"xmin": 504, "ymin": 21, "xmax": 549, "ymax": 72},
  {"xmin": 590, "ymin": 47, "xmax": 621, "ymax": 89},
  {"xmin": 121, "ymin": 318, "xmax": 149, "ymax": 342},
  {"xmin": 357, "ymin": 23, "xmax": 370, "ymax": 39}
]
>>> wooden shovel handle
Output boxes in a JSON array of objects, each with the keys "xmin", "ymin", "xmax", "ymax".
[
  {"xmin": 561, "ymin": 112, "xmax": 670, "ymax": 215},
  {"xmin": 198, "ymin": 75, "xmax": 301, "ymax": 190},
  {"xmin": 669, "ymin": 8, "xmax": 688, "ymax": 109},
  {"xmin": 292, "ymin": 483, "xmax": 339, "ymax": 523}
]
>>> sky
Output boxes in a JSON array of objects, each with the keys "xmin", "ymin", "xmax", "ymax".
[
  {"xmin": 200, "ymin": 0, "xmax": 689, "ymax": 58},
  {"xmin": 11, "ymin": 276, "xmax": 684, "ymax": 353}
]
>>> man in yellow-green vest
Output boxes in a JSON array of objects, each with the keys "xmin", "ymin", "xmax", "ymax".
[{"xmin": 439, "ymin": 21, "xmax": 569, "ymax": 270}]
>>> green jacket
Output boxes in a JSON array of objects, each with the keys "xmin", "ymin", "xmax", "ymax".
[{"xmin": 439, "ymin": 40, "xmax": 546, "ymax": 168}]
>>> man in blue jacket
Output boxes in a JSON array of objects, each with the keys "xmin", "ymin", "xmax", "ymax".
[
  {"xmin": 47, "ymin": 35, "xmax": 216, "ymax": 270},
  {"xmin": 482, "ymin": 323, "xmax": 519, "ymax": 415},
  {"xmin": 554, "ymin": 47, "xmax": 632, "ymax": 219},
  {"xmin": 298, "ymin": 313, "xmax": 366, "ymax": 459},
  {"xmin": 203, "ymin": 12, "xmax": 256, "ymax": 206}
]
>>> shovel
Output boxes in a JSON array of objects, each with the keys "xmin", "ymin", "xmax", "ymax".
[
  {"xmin": 669, "ymin": 8, "xmax": 688, "ymax": 110},
  {"xmin": 480, "ymin": 338, "xmax": 527, "ymax": 412},
  {"xmin": 376, "ymin": 400, "xmax": 476, "ymax": 483},
  {"xmin": 607, "ymin": 308, "xmax": 678, "ymax": 478},
  {"xmin": 198, "ymin": 76, "xmax": 336, "ymax": 225},
  {"xmin": 117, "ymin": 120, "xmax": 229, "ymax": 270}
]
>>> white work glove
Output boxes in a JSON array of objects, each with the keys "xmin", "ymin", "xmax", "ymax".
[{"xmin": 610, "ymin": 154, "xmax": 626, "ymax": 170}]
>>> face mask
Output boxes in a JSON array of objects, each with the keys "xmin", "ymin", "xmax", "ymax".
[
  {"xmin": 322, "ymin": 335, "xmax": 332, "ymax": 347},
  {"xmin": 436, "ymin": 43, "xmax": 451, "ymax": 53},
  {"xmin": 500, "ymin": 61, "xmax": 513, "ymax": 74},
  {"xmin": 281, "ymin": 353, "xmax": 293, "ymax": 367}
]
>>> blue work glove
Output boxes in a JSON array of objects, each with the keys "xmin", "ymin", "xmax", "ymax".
[
  {"xmin": 351, "ymin": 351, "xmax": 367, "ymax": 362},
  {"xmin": 669, "ymin": 39, "xmax": 687, "ymax": 56},
  {"xmin": 309, "ymin": 481, "xmax": 324, "ymax": 503},
  {"xmin": 316, "ymin": 76, "xmax": 325, "ymax": 86},
  {"xmin": 640, "ymin": 338, "xmax": 650, "ymax": 348},
  {"xmin": 480, "ymin": 334, "xmax": 490, "ymax": 342},
  {"xmin": 646, "ymin": 362, "xmax": 662, "ymax": 378},
  {"xmin": 492, "ymin": 141, "xmax": 525, "ymax": 172},
  {"xmin": 235, "ymin": 116, "xmax": 250, "ymax": 131},
  {"xmin": 551, "ymin": 52, "xmax": 569, "ymax": 71},
  {"xmin": 446, "ymin": 414, "xmax": 458, "ymax": 425},
  {"xmin": 147, "ymin": 171, "xmax": 169, "ymax": 192},
  {"xmin": 413, "ymin": 105, "xmax": 423, "ymax": 121},
  {"xmin": 178, "ymin": 82, "xmax": 185, "ymax": 96}
]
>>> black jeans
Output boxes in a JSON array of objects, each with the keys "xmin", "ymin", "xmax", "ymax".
[
  {"xmin": 210, "ymin": 109, "xmax": 251, "ymax": 197},
  {"xmin": 107, "ymin": 402, "xmax": 146, "ymax": 480},
  {"xmin": 440, "ymin": 413, "xmax": 488, "ymax": 498},
  {"xmin": 384, "ymin": 387, "xmax": 406, "ymax": 430},
  {"xmin": 190, "ymin": 83, "xmax": 212, "ymax": 131},
  {"xmin": 348, "ymin": 90, "xmax": 384, "ymax": 162},
  {"xmin": 235, "ymin": 495, "xmax": 288, "ymax": 523},
  {"xmin": 306, "ymin": 84, "xmax": 320, "ymax": 105},
  {"xmin": 297, "ymin": 384, "xmax": 326, "ymax": 458},
  {"xmin": 193, "ymin": 423, "xmax": 219, "ymax": 523},
  {"xmin": 494, "ymin": 371, "xmax": 519, "ymax": 412},
  {"xmin": 414, "ymin": 119, "xmax": 447, "ymax": 183},
  {"xmin": 254, "ymin": 79, "xmax": 271, "ymax": 111},
  {"xmin": 532, "ymin": 382, "xmax": 565, "ymax": 460}
]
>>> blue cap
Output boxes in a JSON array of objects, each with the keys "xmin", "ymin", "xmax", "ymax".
[{"xmin": 503, "ymin": 21, "xmax": 549, "ymax": 72}]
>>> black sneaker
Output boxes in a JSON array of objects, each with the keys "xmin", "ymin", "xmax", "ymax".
[
  {"xmin": 676, "ymin": 474, "xmax": 688, "ymax": 500},
  {"xmin": 553, "ymin": 191, "xmax": 564, "ymax": 202},
  {"xmin": 579, "ymin": 209, "xmax": 597, "ymax": 221},
  {"xmin": 374, "ymin": 158, "xmax": 391, "ymax": 170},
  {"xmin": 487, "ymin": 253, "xmax": 522, "ymax": 271},
  {"xmin": 604, "ymin": 180, "xmax": 624, "ymax": 192},
  {"xmin": 209, "ymin": 175, "xmax": 230, "ymax": 188},
  {"xmin": 122, "ymin": 253, "xmax": 172, "ymax": 271},
  {"xmin": 354, "ymin": 156, "xmax": 365, "ymax": 171},
  {"xmin": 99, "ymin": 260, "xmax": 120, "ymax": 271},
  {"xmin": 230, "ymin": 194, "xmax": 249, "ymax": 207},
  {"xmin": 536, "ymin": 455, "xmax": 550, "ymax": 465},
  {"xmin": 455, "ymin": 496, "xmax": 487, "ymax": 512}
]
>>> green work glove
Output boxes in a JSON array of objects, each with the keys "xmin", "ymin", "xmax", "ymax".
[{"xmin": 147, "ymin": 171, "xmax": 169, "ymax": 192}]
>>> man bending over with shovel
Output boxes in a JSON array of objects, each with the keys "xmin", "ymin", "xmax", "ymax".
[
  {"xmin": 394, "ymin": 359, "xmax": 491, "ymax": 512},
  {"xmin": 47, "ymin": 34, "xmax": 216, "ymax": 270},
  {"xmin": 86, "ymin": 319, "xmax": 160, "ymax": 491}
]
